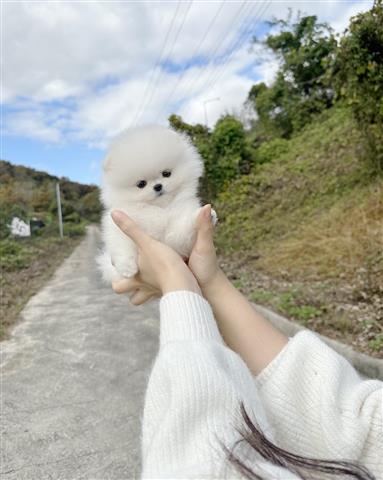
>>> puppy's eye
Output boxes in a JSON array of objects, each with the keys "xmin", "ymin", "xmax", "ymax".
[
  {"xmin": 136, "ymin": 180, "xmax": 147, "ymax": 189},
  {"xmin": 162, "ymin": 170, "xmax": 171, "ymax": 178}
]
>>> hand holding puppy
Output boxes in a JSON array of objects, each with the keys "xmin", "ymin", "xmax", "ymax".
[{"xmin": 111, "ymin": 210, "xmax": 201, "ymax": 304}]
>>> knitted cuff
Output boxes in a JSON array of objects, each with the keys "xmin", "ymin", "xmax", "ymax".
[{"xmin": 159, "ymin": 290, "xmax": 223, "ymax": 346}]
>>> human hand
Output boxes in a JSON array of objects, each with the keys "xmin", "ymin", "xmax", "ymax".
[
  {"xmin": 187, "ymin": 204, "xmax": 223, "ymax": 294},
  {"xmin": 110, "ymin": 210, "xmax": 201, "ymax": 304}
]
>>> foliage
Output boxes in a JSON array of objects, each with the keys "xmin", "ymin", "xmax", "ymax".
[
  {"xmin": 79, "ymin": 189, "xmax": 103, "ymax": 222},
  {"xmin": 334, "ymin": 0, "xmax": 383, "ymax": 171},
  {"xmin": 0, "ymin": 203, "xmax": 29, "ymax": 240},
  {"xmin": 169, "ymin": 114, "xmax": 214, "ymax": 201},
  {"xmin": 168, "ymin": 114, "xmax": 209, "ymax": 142},
  {"xmin": 209, "ymin": 116, "xmax": 252, "ymax": 194},
  {"xmin": 369, "ymin": 333, "xmax": 383, "ymax": 352},
  {"xmin": 277, "ymin": 292, "xmax": 323, "ymax": 324},
  {"xmin": 169, "ymin": 114, "xmax": 251, "ymax": 200},
  {"xmin": 0, "ymin": 160, "xmax": 101, "ymax": 239},
  {"xmin": 0, "ymin": 239, "xmax": 33, "ymax": 270},
  {"xmin": 214, "ymin": 107, "xmax": 381, "ymax": 284},
  {"xmin": 248, "ymin": 14, "xmax": 337, "ymax": 139},
  {"xmin": 63, "ymin": 222, "xmax": 87, "ymax": 237},
  {"xmin": 253, "ymin": 138, "xmax": 290, "ymax": 165}
]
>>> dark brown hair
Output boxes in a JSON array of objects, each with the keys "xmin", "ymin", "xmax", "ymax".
[{"xmin": 222, "ymin": 402, "xmax": 376, "ymax": 480}]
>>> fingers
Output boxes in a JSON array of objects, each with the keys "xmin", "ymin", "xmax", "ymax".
[
  {"xmin": 196, "ymin": 204, "xmax": 215, "ymax": 230},
  {"xmin": 112, "ymin": 277, "xmax": 141, "ymax": 294},
  {"xmin": 112, "ymin": 277, "xmax": 158, "ymax": 305},
  {"xmin": 111, "ymin": 210, "xmax": 151, "ymax": 248},
  {"xmin": 195, "ymin": 204, "xmax": 215, "ymax": 253},
  {"xmin": 130, "ymin": 289, "xmax": 157, "ymax": 306}
]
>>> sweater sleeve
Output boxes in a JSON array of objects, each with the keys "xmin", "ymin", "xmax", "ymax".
[
  {"xmin": 141, "ymin": 291, "xmax": 299, "ymax": 480},
  {"xmin": 254, "ymin": 330, "xmax": 383, "ymax": 478}
]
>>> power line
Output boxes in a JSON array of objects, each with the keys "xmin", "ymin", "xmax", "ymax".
[
  {"xmin": 154, "ymin": 0, "xmax": 226, "ymax": 123},
  {"xmin": 182, "ymin": 0, "xmax": 270, "ymax": 122},
  {"xmin": 134, "ymin": 0, "xmax": 194, "ymax": 127},
  {"xmin": 129, "ymin": 1, "xmax": 182, "ymax": 129},
  {"xmin": 177, "ymin": 0, "xmax": 249, "ymax": 119},
  {"xmin": 205, "ymin": 1, "xmax": 271, "ymax": 95},
  {"xmin": 180, "ymin": 0, "xmax": 254, "ymax": 120}
]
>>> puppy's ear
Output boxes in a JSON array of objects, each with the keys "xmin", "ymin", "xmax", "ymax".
[{"xmin": 102, "ymin": 153, "xmax": 112, "ymax": 172}]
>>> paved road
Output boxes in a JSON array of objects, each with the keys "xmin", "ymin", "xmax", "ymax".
[{"xmin": 1, "ymin": 226, "xmax": 159, "ymax": 479}]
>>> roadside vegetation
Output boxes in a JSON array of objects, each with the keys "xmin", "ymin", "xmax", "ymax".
[
  {"xmin": 0, "ymin": 160, "xmax": 101, "ymax": 338},
  {"xmin": 170, "ymin": 2, "xmax": 383, "ymax": 357}
]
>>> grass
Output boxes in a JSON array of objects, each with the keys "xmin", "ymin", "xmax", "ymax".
[
  {"xmin": 249, "ymin": 289, "xmax": 323, "ymax": 326},
  {"xmin": 259, "ymin": 183, "xmax": 383, "ymax": 283},
  {"xmin": 214, "ymin": 106, "xmax": 383, "ymax": 357},
  {"xmin": 215, "ymin": 107, "xmax": 375, "ymax": 257},
  {"xmin": 369, "ymin": 334, "xmax": 383, "ymax": 353},
  {"xmin": 0, "ymin": 239, "xmax": 34, "ymax": 270},
  {"xmin": 277, "ymin": 292, "xmax": 323, "ymax": 324}
]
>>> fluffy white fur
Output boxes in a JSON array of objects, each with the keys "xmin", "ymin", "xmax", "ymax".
[{"xmin": 97, "ymin": 125, "xmax": 214, "ymax": 283}]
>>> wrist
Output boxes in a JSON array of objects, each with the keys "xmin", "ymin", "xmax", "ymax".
[
  {"xmin": 161, "ymin": 265, "xmax": 202, "ymax": 296},
  {"xmin": 201, "ymin": 268, "xmax": 229, "ymax": 300}
]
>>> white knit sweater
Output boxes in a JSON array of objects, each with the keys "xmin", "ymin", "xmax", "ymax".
[{"xmin": 141, "ymin": 291, "xmax": 382, "ymax": 479}]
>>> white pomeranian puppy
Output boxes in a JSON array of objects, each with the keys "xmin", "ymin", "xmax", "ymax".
[{"xmin": 97, "ymin": 125, "xmax": 216, "ymax": 283}]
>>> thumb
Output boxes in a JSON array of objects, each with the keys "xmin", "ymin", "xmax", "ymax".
[
  {"xmin": 194, "ymin": 204, "xmax": 215, "ymax": 253},
  {"xmin": 111, "ymin": 210, "xmax": 150, "ymax": 248}
]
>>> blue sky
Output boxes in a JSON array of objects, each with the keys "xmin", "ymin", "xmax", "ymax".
[
  {"xmin": 2, "ymin": 1, "xmax": 372, "ymax": 185},
  {"xmin": 3, "ymin": 136, "xmax": 103, "ymax": 185}
]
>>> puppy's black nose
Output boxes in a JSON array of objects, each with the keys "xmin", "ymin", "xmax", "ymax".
[{"xmin": 153, "ymin": 183, "xmax": 162, "ymax": 192}]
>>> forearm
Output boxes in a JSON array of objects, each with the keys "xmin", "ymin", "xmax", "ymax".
[{"xmin": 202, "ymin": 269, "xmax": 288, "ymax": 375}]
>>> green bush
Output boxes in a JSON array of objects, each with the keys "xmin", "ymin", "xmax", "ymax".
[
  {"xmin": 0, "ymin": 239, "xmax": 33, "ymax": 270},
  {"xmin": 64, "ymin": 211, "xmax": 82, "ymax": 223},
  {"xmin": 169, "ymin": 113, "xmax": 252, "ymax": 201},
  {"xmin": 79, "ymin": 189, "xmax": 102, "ymax": 222},
  {"xmin": 63, "ymin": 222, "xmax": 87, "ymax": 237},
  {"xmin": 254, "ymin": 138, "xmax": 290, "ymax": 165}
]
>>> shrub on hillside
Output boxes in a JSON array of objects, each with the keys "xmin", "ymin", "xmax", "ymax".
[
  {"xmin": 254, "ymin": 138, "xmax": 290, "ymax": 165},
  {"xmin": 169, "ymin": 114, "xmax": 252, "ymax": 201},
  {"xmin": 0, "ymin": 239, "xmax": 33, "ymax": 270},
  {"xmin": 209, "ymin": 115, "xmax": 252, "ymax": 192},
  {"xmin": 63, "ymin": 222, "xmax": 87, "ymax": 237}
]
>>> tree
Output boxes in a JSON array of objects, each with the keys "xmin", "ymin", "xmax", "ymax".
[
  {"xmin": 168, "ymin": 114, "xmax": 251, "ymax": 201},
  {"xmin": 168, "ymin": 114, "xmax": 214, "ymax": 201},
  {"xmin": 168, "ymin": 114, "xmax": 209, "ymax": 141},
  {"xmin": 334, "ymin": 0, "xmax": 383, "ymax": 171},
  {"xmin": 248, "ymin": 14, "xmax": 337, "ymax": 138}
]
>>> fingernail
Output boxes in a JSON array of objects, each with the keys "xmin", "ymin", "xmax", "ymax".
[
  {"xmin": 111, "ymin": 210, "xmax": 125, "ymax": 222},
  {"xmin": 204, "ymin": 204, "xmax": 211, "ymax": 218}
]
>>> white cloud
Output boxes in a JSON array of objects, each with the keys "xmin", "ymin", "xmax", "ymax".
[
  {"xmin": 3, "ymin": 0, "xmax": 374, "ymax": 146},
  {"xmin": 5, "ymin": 108, "xmax": 63, "ymax": 143}
]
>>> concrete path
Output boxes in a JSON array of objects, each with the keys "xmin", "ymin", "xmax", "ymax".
[{"xmin": 1, "ymin": 226, "xmax": 159, "ymax": 479}]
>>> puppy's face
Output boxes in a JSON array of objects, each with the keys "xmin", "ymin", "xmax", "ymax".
[{"xmin": 102, "ymin": 126, "xmax": 203, "ymax": 208}]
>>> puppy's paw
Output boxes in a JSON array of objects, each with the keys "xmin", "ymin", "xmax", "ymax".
[
  {"xmin": 113, "ymin": 256, "xmax": 138, "ymax": 279},
  {"xmin": 210, "ymin": 208, "xmax": 218, "ymax": 226},
  {"xmin": 96, "ymin": 251, "xmax": 124, "ymax": 283}
]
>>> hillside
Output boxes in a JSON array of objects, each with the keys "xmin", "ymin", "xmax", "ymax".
[
  {"xmin": 0, "ymin": 160, "xmax": 101, "ymax": 237},
  {"xmin": 215, "ymin": 107, "xmax": 383, "ymax": 357}
]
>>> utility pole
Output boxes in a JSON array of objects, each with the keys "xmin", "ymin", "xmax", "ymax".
[
  {"xmin": 203, "ymin": 97, "xmax": 220, "ymax": 127},
  {"xmin": 56, "ymin": 182, "xmax": 63, "ymax": 239}
]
